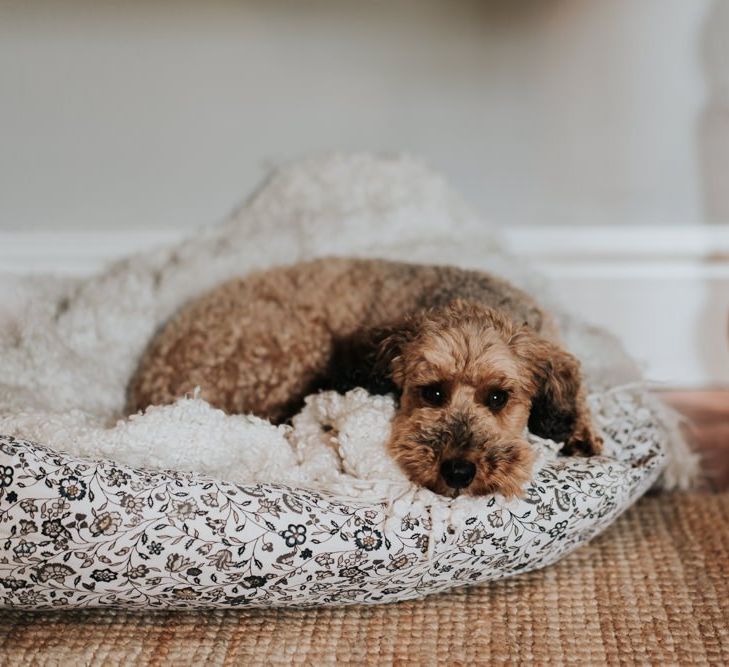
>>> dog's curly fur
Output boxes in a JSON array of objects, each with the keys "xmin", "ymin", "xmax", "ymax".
[{"xmin": 127, "ymin": 258, "xmax": 602, "ymax": 497}]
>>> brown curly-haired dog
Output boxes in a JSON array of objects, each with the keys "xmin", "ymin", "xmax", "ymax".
[{"xmin": 128, "ymin": 258, "xmax": 602, "ymax": 497}]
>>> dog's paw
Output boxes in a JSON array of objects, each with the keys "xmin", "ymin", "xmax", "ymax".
[{"xmin": 561, "ymin": 422, "xmax": 603, "ymax": 457}]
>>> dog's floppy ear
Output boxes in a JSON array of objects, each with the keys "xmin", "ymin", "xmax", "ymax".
[
  {"xmin": 373, "ymin": 315, "xmax": 422, "ymax": 389},
  {"xmin": 510, "ymin": 327, "xmax": 601, "ymax": 455}
]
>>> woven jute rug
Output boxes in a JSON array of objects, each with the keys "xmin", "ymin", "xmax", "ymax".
[{"xmin": 1, "ymin": 489, "xmax": 728, "ymax": 666}]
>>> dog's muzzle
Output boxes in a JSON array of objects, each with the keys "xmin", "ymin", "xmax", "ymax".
[{"xmin": 440, "ymin": 458, "xmax": 476, "ymax": 489}]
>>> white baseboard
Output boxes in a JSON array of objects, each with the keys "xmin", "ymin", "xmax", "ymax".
[
  {"xmin": 1, "ymin": 226, "xmax": 728, "ymax": 388},
  {"xmin": 0, "ymin": 230, "xmax": 181, "ymax": 276}
]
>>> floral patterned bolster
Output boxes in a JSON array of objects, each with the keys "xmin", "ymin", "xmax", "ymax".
[{"xmin": 0, "ymin": 390, "xmax": 665, "ymax": 610}]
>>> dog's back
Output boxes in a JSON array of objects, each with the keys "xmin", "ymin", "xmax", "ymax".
[{"xmin": 126, "ymin": 258, "xmax": 546, "ymax": 422}]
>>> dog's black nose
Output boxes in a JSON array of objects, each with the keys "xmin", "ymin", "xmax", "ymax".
[{"xmin": 440, "ymin": 459, "xmax": 476, "ymax": 489}]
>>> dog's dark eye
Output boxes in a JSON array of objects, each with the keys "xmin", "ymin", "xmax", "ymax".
[
  {"xmin": 485, "ymin": 389, "xmax": 509, "ymax": 412},
  {"xmin": 420, "ymin": 383, "xmax": 447, "ymax": 407}
]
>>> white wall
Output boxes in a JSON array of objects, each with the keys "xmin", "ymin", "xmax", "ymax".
[{"xmin": 0, "ymin": 0, "xmax": 717, "ymax": 232}]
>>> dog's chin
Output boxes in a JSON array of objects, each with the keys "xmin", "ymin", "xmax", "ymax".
[
  {"xmin": 422, "ymin": 477, "xmax": 461, "ymax": 499},
  {"xmin": 390, "ymin": 437, "xmax": 537, "ymax": 499},
  {"xmin": 469, "ymin": 439, "xmax": 536, "ymax": 499}
]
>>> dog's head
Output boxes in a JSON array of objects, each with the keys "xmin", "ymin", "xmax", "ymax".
[{"xmin": 376, "ymin": 300, "xmax": 589, "ymax": 498}]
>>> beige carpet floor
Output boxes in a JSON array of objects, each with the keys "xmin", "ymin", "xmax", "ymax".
[{"xmin": 1, "ymin": 489, "xmax": 728, "ymax": 665}]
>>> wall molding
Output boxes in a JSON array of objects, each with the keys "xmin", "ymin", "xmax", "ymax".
[
  {"xmin": 506, "ymin": 225, "xmax": 729, "ymax": 261},
  {"xmin": 505, "ymin": 225, "xmax": 729, "ymax": 280},
  {"xmin": 1, "ymin": 225, "xmax": 728, "ymax": 388},
  {"xmin": 0, "ymin": 230, "xmax": 183, "ymax": 276}
]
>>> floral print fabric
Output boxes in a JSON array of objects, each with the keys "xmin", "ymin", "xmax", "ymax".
[{"xmin": 0, "ymin": 389, "xmax": 665, "ymax": 610}]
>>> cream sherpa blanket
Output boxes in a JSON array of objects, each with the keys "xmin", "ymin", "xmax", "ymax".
[{"xmin": 0, "ymin": 154, "xmax": 695, "ymax": 495}]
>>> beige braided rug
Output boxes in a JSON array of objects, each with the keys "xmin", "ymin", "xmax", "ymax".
[{"xmin": 1, "ymin": 489, "xmax": 728, "ymax": 665}]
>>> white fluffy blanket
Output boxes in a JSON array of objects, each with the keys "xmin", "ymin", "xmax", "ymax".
[{"xmin": 0, "ymin": 154, "xmax": 695, "ymax": 495}]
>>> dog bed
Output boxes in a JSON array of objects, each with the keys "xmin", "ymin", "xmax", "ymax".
[{"xmin": 0, "ymin": 154, "xmax": 692, "ymax": 610}]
